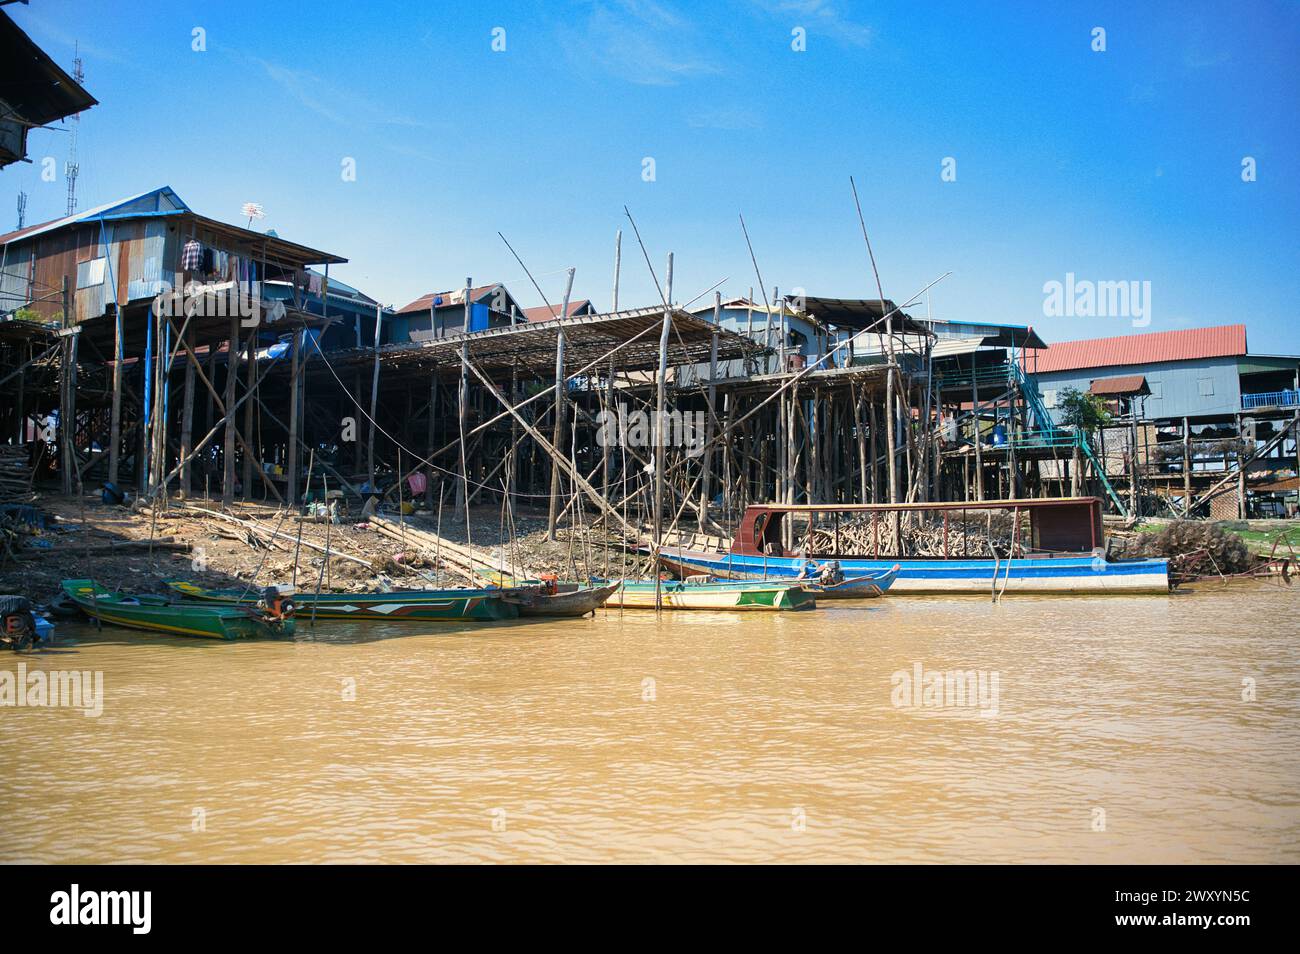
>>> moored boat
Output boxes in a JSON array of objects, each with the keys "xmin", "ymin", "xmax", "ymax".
[
  {"xmin": 62, "ymin": 580, "xmax": 294, "ymax": 640},
  {"xmin": 503, "ymin": 582, "xmax": 620, "ymax": 617},
  {"xmin": 165, "ymin": 580, "xmax": 519, "ymax": 621},
  {"xmin": 792, "ymin": 564, "xmax": 900, "ymax": 599},
  {"xmin": 654, "ymin": 498, "xmax": 1170, "ymax": 596},
  {"xmin": 604, "ymin": 578, "xmax": 815, "ymax": 611}
]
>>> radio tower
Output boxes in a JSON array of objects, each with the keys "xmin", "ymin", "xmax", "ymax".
[
  {"xmin": 64, "ymin": 43, "xmax": 83, "ymax": 217},
  {"xmin": 16, "ymin": 191, "xmax": 27, "ymax": 230}
]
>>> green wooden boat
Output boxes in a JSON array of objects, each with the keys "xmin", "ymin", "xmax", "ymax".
[
  {"xmin": 165, "ymin": 580, "xmax": 519, "ymax": 622},
  {"xmin": 62, "ymin": 580, "xmax": 295, "ymax": 640},
  {"xmin": 602, "ymin": 578, "xmax": 816, "ymax": 611}
]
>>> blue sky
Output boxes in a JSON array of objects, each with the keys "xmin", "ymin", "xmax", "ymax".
[{"xmin": 7, "ymin": 0, "xmax": 1298, "ymax": 352}]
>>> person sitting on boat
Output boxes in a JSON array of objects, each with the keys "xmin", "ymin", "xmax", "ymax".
[
  {"xmin": 816, "ymin": 561, "xmax": 844, "ymax": 586},
  {"xmin": 794, "ymin": 549, "xmax": 821, "ymax": 580}
]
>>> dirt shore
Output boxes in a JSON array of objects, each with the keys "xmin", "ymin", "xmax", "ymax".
[{"xmin": 0, "ymin": 492, "xmax": 647, "ymax": 606}]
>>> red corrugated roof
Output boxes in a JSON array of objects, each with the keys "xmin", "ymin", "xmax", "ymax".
[
  {"xmin": 522, "ymin": 299, "xmax": 592, "ymax": 322},
  {"xmin": 396, "ymin": 285, "xmax": 500, "ymax": 315},
  {"xmin": 1033, "ymin": 324, "xmax": 1247, "ymax": 372}
]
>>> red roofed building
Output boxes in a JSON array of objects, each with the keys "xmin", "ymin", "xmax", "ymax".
[
  {"xmin": 1031, "ymin": 324, "xmax": 1248, "ymax": 374},
  {"xmin": 392, "ymin": 283, "xmax": 528, "ymax": 340},
  {"xmin": 1028, "ymin": 324, "xmax": 1296, "ymax": 422}
]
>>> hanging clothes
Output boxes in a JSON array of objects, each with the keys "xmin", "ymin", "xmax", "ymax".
[{"xmin": 181, "ymin": 239, "xmax": 202, "ymax": 271}]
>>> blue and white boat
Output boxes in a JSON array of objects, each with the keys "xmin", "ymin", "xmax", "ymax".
[{"xmin": 654, "ymin": 498, "xmax": 1169, "ymax": 596}]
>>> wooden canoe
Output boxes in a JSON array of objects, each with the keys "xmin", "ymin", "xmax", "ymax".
[
  {"xmin": 165, "ymin": 580, "xmax": 519, "ymax": 622},
  {"xmin": 693, "ymin": 564, "xmax": 901, "ymax": 599},
  {"xmin": 503, "ymin": 582, "xmax": 620, "ymax": 617},
  {"xmin": 62, "ymin": 580, "xmax": 294, "ymax": 640}
]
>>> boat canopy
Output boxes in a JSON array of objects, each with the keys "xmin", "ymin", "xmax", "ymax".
[{"xmin": 731, "ymin": 497, "xmax": 1104, "ymax": 558}]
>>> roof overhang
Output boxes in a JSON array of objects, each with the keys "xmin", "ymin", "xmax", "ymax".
[{"xmin": 796, "ymin": 296, "xmax": 933, "ymax": 337}]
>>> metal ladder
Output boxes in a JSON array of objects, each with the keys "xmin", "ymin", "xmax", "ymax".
[{"xmin": 1012, "ymin": 362, "xmax": 1129, "ymax": 517}]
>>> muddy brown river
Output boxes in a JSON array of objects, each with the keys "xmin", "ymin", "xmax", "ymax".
[{"xmin": 2, "ymin": 583, "xmax": 1297, "ymax": 863}]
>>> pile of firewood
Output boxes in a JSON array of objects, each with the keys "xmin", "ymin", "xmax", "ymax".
[
  {"xmin": 804, "ymin": 511, "xmax": 1019, "ymax": 558},
  {"xmin": 0, "ymin": 445, "xmax": 34, "ymax": 502}
]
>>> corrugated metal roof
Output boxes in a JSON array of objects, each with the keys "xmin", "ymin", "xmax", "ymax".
[
  {"xmin": 397, "ymin": 285, "xmax": 501, "ymax": 315},
  {"xmin": 0, "ymin": 186, "xmax": 189, "ymax": 245},
  {"xmin": 1088, "ymin": 374, "xmax": 1149, "ymax": 396},
  {"xmin": 522, "ymin": 299, "xmax": 592, "ymax": 322},
  {"xmin": 1032, "ymin": 324, "xmax": 1247, "ymax": 372}
]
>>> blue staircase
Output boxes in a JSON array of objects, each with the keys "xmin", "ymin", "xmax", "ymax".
[{"xmin": 1011, "ymin": 363, "xmax": 1129, "ymax": 518}]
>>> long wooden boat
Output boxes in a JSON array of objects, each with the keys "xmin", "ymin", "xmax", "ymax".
[
  {"xmin": 604, "ymin": 579, "xmax": 815, "ymax": 611},
  {"xmin": 795, "ymin": 564, "xmax": 900, "ymax": 599},
  {"xmin": 63, "ymin": 580, "xmax": 294, "ymax": 640},
  {"xmin": 654, "ymin": 498, "xmax": 1170, "ymax": 596},
  {"xmin": 503, "ymin": 582, "xmax": 620, "ymax": 617},
  {"xmin": 165, "ymin": 580, "xmax": 519, "ymax": 621}
]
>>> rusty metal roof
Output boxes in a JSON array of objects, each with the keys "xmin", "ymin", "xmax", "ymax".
[
  {"xmin": 522, "ymin": 299, "xmax": 593, "ymax": 322},
  {"xmin": 1033, "ymin": 324, "xmax": 1248, "ymax": 372},
  {"xmin": 397, "ymin": 285, "xmax": 503, "ymax": 315},
  {"xmin": 1089, "ymin": 374, "xmax": 1150, "ymax": 396}
]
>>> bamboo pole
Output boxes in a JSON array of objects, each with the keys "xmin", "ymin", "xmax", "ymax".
[{"xmin": 546, "ymin": 267, "xmax": 576, "ymax": 540}]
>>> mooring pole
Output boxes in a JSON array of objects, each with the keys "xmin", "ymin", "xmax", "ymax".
[
  {"xmin": 653, "ymin": 253, "xmax": 673, "ymax": 611},
  {"xmin": 546, "ymin": 267, "xmax": 576, "ymax": 540}
]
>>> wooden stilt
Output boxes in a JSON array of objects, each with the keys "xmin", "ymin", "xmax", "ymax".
[
  {"xmin": 546, "ymin": 267, "xmax": 575, "ymax": 540},
  {"xmin": 222, "ymin": 312, "xmax": 239, "ymax": 506},
  {"xmin": 179, "ymin": 321, "xmax": 196, "ymax": 498}
]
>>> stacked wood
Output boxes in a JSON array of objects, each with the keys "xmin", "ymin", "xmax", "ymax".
[
  {"xmin": 803, "ymin": 512, "xmax": 1019, "ymax": 558},
  {"xmin": 178, "ymin": 505, "xmax": 375, "ymax": 570},
  {"xmin": 0, "ymin": 445, "xmax": 33, "ymax": 501},
  {"xmin": 368, "ymin": 515, "xmax": 534, "ymax": 582}
]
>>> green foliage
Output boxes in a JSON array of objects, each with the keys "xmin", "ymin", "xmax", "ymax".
[{"xmin": 1057, "ymin": 386, "xmax": 1111, "ymax": 433}]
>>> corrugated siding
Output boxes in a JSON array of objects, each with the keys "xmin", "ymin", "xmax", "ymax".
[
  {"xmin": 0, "ymin": 245, "xmax": 33, "ymax": 308},
  {"xmin": 74, "ymin": 257, "xmax": 106, "ymax": 323},
  {"xmin": 125, "ymin": 219, "xmax": 167, "ymax": 301},
  {"xmin": 1035, "ymin": 356, "xmax": 1243, "ymax": 420}
]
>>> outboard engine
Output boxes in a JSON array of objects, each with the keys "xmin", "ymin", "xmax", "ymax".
[
  {"xmin": 259, "ymin": 584, "xmax": 297, "ymax": 622},
  {"xmin": 0, "ymin": 595, "xmax": 38, "ymax": 651}
]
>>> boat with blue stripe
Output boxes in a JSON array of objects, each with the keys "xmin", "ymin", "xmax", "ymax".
[{"xmin": 653, "ymin": 498, "xmax": 1169, "ymax": 596}]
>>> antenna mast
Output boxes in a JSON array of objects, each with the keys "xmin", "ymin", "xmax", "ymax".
[
  {"xmin": 65, "ymin": 43, "xmax": 83, "ymax": 216},
  {"xmin": 16, "ymin": 191, "xmax": 27, "ymax": 230}
]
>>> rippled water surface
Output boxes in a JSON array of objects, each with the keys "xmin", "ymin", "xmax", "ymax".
[{"xmin": 2, "ymin": 583, "xmax": 1297, "ymax": 863}]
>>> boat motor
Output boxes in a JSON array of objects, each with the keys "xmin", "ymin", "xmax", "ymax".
[
  {"xmin": 0, "ymin": 595, "xmax": 39, "ymax": 651},
  {"xmin": 259, "ymin": 584, "xmax": 297, "ymax": 622}
]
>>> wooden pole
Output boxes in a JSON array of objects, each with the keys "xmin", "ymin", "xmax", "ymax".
[
  {"xmin": 653, "ymin": 253, "xmax": 673, "ymax": 610},
  {"xmin": 107, "ymin": 295, "xmax": 124, "ymax": 487},
  {"xmin": 222, "ymin": 312, "xmax": 239, "ymax": 506},
  {"xmin": 179, "ymin": 321, "xmax": 196, "ymax": 498},
  {"xmin": 368, "ymin": 302, "xmax": 383, "ymax": 492},
  {"xmin": 425, "ymin": 373, "xmax": 437, "ymax": 509},
  {"xmin": 546, "ymin": 267, "xmax": 575, "ymax": 540},
  {"xmin": 455, "ymin": 278, "xmax": 471, "ymax": 514},
  {"xmin": 242, "ymin": 311, "xmax": 256, "ymax": 500},
  {"xmin": 286, "ymin": 327, "xmax": 301, "ymax": 506},
  {"xmin": 59, "ymin": 276, "xmax": 74, "ymax": 496},
  {"xmin": 700, "ymin": 291, "xmax": 720, "ymax": 523},
  {"xmin": 611, "ymin": 229, "xmax": 621, "ymax": 312}
]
